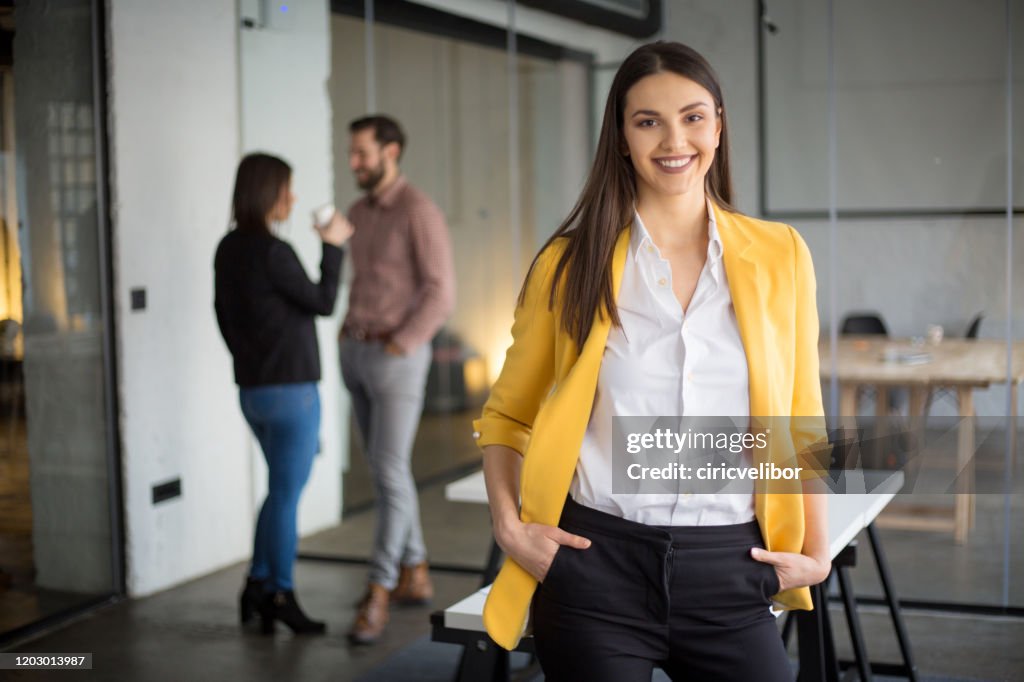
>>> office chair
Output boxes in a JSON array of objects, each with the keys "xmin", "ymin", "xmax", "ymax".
[
  {"xmin": 841, "ymin": 313, "xmax": 888, "ymax": 336},
  {"xmin": 964, "ymin": 313, "xmax": 983, "ymax": 340}
]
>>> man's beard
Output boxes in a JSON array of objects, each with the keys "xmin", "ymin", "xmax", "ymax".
[{"xmin": 355, "ymin": 163, "xmax": 386, "ymax": 192}]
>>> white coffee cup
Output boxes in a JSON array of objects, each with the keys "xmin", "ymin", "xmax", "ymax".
[{"xmin": 313, "ymin": 203, "xmax": 336, "ymax": 228}]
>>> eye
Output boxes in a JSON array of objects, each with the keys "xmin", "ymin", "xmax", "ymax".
[
  {"xmin": 637, "ymin": 119, "xmax": 658, "ymax": 128},
  {"xmin": 685, "ymin": 114, "xmax": 705, "ymax": 123}
]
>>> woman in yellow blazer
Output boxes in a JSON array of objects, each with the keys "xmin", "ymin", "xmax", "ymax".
[{"xmin": 474, "ymin": 41, "xmax": 831, "ymax": 680}]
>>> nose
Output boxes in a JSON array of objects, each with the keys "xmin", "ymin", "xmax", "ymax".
[
  {"xmin": 660, "ymin": 121, "xmax": 687, "ymax": 153},
  {"xmin": 349, "ymin": 155, "xmax": 360, "ymax": 172}
]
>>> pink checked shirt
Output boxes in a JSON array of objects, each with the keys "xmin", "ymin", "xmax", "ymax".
[{"xmin": 343, "ymin": 175, "xmax": 456, "ymax": 351}]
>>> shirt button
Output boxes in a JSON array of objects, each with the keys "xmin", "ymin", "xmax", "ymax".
[
  {"xmin": 646, "ymin": 245, "xmax": 654, "ymax": 254},
  {"xmin": 657, "ymin": 277, "xmax": 667, "ymax": 287},
  {"xmin": 472, "ymin": 431, "xmax": 481, "ymax": 439}
]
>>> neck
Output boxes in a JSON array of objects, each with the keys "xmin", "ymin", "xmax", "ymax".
[
  {"xmin": 370, "ymin": 167, "xmax": 401, "ymax": 199},
  {"xmin": 635, "ymin": 187, "xmax": 709, "ymax": 250}
]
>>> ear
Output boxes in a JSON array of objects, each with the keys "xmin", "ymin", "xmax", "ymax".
[
  {"xmin": 384, "ymin": 141, "xmax": 401, "ymax": 163},
  {"xmin": 714, "ymin": 108, "xmax": 723, "ymax": 148}
]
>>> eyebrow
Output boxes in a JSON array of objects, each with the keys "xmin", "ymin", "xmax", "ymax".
[{"xmin": 630, "ymin": 102, "xmax": 710, "ymax": 118}]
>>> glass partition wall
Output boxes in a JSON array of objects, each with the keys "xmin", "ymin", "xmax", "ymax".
[
  {"xmin": 328, "ymin": 4, "xmax": 591, "ymax": 514},
  {"xmin": 0, "ymin": 0, "xmax": 122, "ymax": 643},
  {"xmin": 762, "ymin": 0, "xmax": 1021, "ymax": 612}
]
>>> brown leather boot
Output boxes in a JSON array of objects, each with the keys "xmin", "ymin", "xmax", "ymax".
[
  {"xmin": 347, "ymin": 584, "xmax": 390, "ymax": 645},
  {"xmin": 390, "ymin": 561, "xmax": 434, "ymax": 606}
]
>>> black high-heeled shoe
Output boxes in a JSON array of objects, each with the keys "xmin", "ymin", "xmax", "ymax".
[
  {"xmin": 239, "ymin": 577, "xmax": 265, "ymax": 624},
  {"xmin": 259, "ymin": 590, "xmax": 326, "ymax": 635}
]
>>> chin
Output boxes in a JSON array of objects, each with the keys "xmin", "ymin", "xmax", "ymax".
[{"xmin": 654, "ymin": 180, "xmax": 696, "ymax": 197}]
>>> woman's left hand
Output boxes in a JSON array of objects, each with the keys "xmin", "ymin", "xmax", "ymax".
[{"xmin": 751, "ymin": 547, "xmax": 831, "ymax": 591}]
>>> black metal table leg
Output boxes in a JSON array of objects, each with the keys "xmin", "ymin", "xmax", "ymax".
[
  {"xmin": 454, "ymin": 635, "xmax": 509, "ymax": 682},
  {"xmin": 817, "ymin": 576, "xmax": 842, "ymax": 682},
  {"xmin": 836, "ymin": 564, "xmax": 872, "ymax": 681},
  {"xmin": 797, "ymin": 582, "xmax": 828, "ymax": 682},
  {"xmin": 866, "ymin": 523, "xmax": 918, "ymax": 682}
]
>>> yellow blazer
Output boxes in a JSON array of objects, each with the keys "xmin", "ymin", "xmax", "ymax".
[{"xmin": 473, "ymin": 203, "xmax": 828, "ymax": 651}]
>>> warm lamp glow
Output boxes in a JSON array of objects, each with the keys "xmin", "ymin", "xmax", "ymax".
[
  {"xmin": 463, "ymin": 355, "xmax": 488, "ymax": 397},
  {"xmin": 485, "ymin": 331, "xmax": 514, "ymax": 385}
]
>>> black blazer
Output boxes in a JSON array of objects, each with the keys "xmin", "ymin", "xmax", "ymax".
[{"xmin": 214, "ymin": 229, "xmax": 343, "ymax": 387}]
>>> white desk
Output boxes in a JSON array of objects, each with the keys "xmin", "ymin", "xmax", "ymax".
[{"xmin": 445, "ymin": 470, "xmax": 488, "ymax": 505}]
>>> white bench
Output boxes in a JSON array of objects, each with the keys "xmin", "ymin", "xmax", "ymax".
[{"xmin": 435, "ymin": 470, "xmax": 914, "ymax": 682}]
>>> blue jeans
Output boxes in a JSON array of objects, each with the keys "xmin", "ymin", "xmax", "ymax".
[{"xmin": 239, "ymin": 382, "xmax": 320, "ymax": 592}]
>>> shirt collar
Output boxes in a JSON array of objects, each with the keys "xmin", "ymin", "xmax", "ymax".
[
  {"xmin": 630, "ymin": 197, "xmax": 724, "ymax": 264},
  {"xmin": 630, "ymin": 209, "xmax": 654, "ymax": 264},
  {"xmin": 370, "ymin": 174, "xmax": 407, "ymax": 208}
]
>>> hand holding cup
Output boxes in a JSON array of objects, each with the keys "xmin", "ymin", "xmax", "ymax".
[{"xmin": 312, "ymin": 204, "xmax": 354, "ymax": 247}]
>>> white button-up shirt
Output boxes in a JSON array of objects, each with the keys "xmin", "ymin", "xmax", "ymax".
[{"xmin": 570, "ymin": 202, "xmax": 755, "ymax": 526}]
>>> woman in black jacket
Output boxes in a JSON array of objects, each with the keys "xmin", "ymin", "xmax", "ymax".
[{"xmin": 215, "ymin": 153, "xmax": 352, "ymax": 634}]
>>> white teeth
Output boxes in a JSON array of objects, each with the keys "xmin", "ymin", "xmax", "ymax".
[{"xmin": 657, "ymin": 157, "xmax": 692, "ymax": 168}]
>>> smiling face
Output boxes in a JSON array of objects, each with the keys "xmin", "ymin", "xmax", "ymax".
[
  {"xmin": 621, "ymin": 71, "xmax": 722, "ymax": 202},
  {"xmin": 349, "ymin": 128, "xmax": 396, "ymax": 192}
]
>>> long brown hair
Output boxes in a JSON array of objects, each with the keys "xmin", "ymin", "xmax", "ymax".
[
  {"xmin": 523, "ymin": 41, "xmax": 734, "ymax": 350},
  {"xmin": 231, "ymin": 153, "xmax": 292, "ymax": 234}
]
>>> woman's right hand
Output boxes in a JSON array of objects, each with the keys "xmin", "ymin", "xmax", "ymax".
[
  {"xmin": 495, "ymin": 519, "xmax": 591, "ymax": 582},
  {"xmin": 315, "ymin": 211, "xmax": 354, "ymax": 247}
]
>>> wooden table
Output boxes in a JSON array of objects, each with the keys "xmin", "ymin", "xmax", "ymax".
[{"xmin": 819, "ymin": 336, "xmax": 1024, "ymax": 543}]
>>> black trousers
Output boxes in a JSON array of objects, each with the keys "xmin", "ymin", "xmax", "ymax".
[{"xmin": 532, "ymin": 497, "xmax": 792, "ymax": 682}]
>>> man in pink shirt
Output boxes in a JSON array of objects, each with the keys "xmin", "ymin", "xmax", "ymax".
[{"xmin": 340, "ymin": 115, "xmax": 455, "ymax": 644}]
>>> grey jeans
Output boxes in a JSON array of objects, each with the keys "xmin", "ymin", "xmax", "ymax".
[{"xmin": 340, "ymin": 338, "xmax": 432, "ymax": 589}]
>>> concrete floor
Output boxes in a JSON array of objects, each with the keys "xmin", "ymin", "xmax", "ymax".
[
  {"xmin": 4, "ymin": 476, "xmax": 1024, "ymax": 681},
  {"xmin": 3, "ymin": 411, "xmax": 1024, "ymax": 680},
  {"xmin": 2, "ymin": 559, "xmax": 483, "ymax": 682}
]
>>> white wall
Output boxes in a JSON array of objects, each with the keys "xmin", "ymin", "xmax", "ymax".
[
  {"xmin": 107, "ymin": 0, "xmax": 250, "ymax": 596},
  {"xmin": 238, "ymin": 0, "xmax": 344, "ymax": 536}
]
